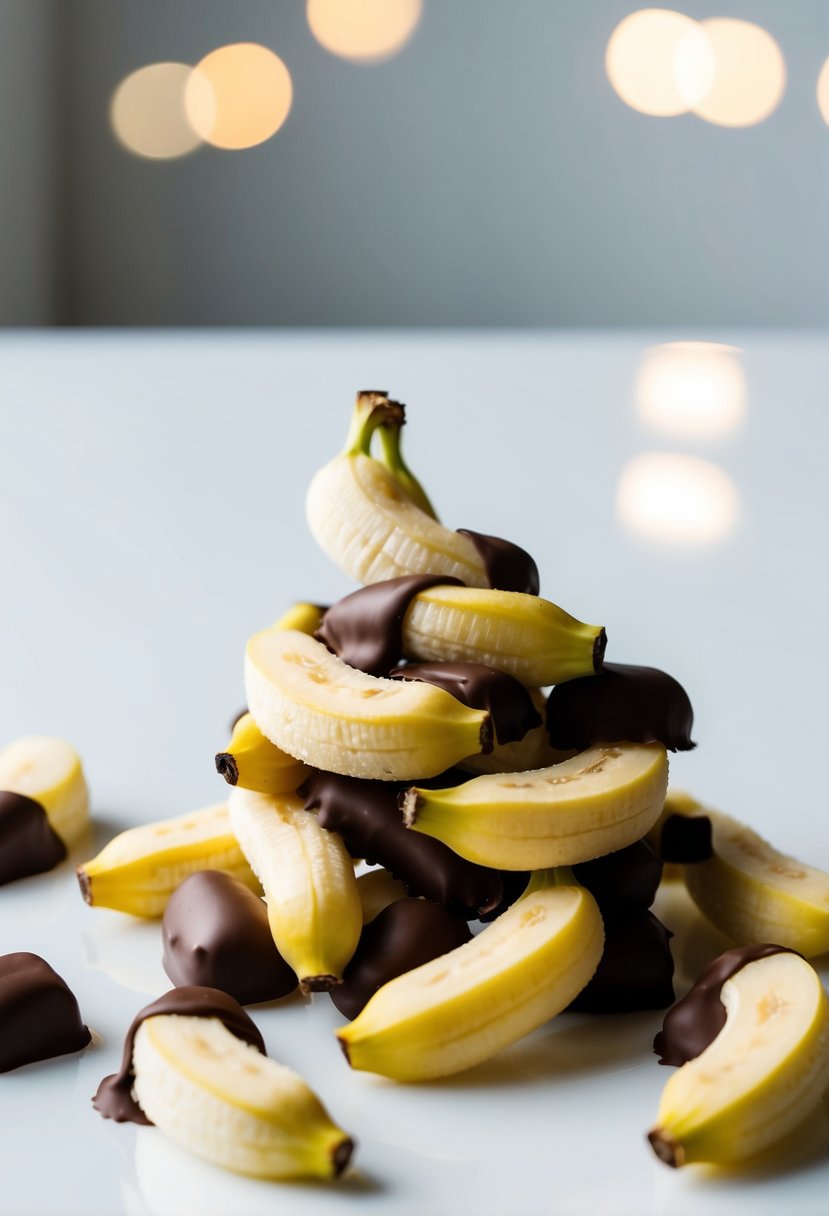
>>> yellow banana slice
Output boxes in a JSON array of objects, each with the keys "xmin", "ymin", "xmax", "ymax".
[
  {"xmin": 0, "ymin": 735, "xmax": 89, "ymax": 849},
  {"xmin": 215, "ymin": 712, "xmax": 309, "ymax": 795}
]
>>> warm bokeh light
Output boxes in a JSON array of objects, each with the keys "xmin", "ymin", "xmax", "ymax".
[
  {"xmin": 307, "ymin": 0, "xmax": 422, "ymax": 63},
  {"xmin": 817, "ymin": 56, "xmax": 829, "ymax": 126},
  {"xmin": 110, "ymin": 63, "xmax": 202, "ymax": 160},
  {"xmin": 616, "ymin": 452, "xmax": 740, "ymax": 545},
  {"xmin": 686, "ymin": 18, "xmax": 785, "ymax": 127},
  {"xmin": 605, "ymin": 9, "xmax": 714, "ymax": 117},
  {"xmin": 636, "ymin": 342, "xmax": 747, "ymax": 439},
  {"xmin": 185, "ymin": 44, "xmax": 293, "ymax": 150}
]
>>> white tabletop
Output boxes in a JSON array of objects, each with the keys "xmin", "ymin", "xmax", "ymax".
[{"xmin": 1, "ymin": 330, "xmax": 827, "ymax": 1215}]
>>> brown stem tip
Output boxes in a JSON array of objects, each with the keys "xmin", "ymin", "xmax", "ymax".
[
  {"xmin": 300, "ymin": 974, "xmax": 342, "ymax": 995},
  {"xmin": 337, "ymin": 1035, "xmax": 351, "ymax": 1067},
  {"xmin": 647, "ymin": 1129, "xmax": 684, "ymax": 1168},
  {"xmin": 331, "ymin": 1136, "xmax": 356, "ymax": 1177},
  {"xmin": 480, "ymin": 715, "xmax": 494, "ymax": 756},
  {"xmin": 76, "ymin": 867, "xmax": 92, "ymax": 906},
  {"xmin": 401, "ymin": 789, "xmax": 422, "ymax": 828},
  {"xmin": 593, "ymin": 628, "xmax": 608, "ymax": 673},
  {"xmin": 214, "ymin": 753, "xmax": 239, "ymax": 786}
]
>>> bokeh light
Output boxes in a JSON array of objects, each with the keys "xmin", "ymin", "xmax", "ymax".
[
  {"xmin": 605, "ymin": 9, "xmax": 714, "ymax": 117},
  {"xmin": 307, "ymin": 0, "xmax": 422, "ymax": 64},
  {"xmin": 636, "ymin": 342, "xmax": 747, "ymax": 439},
  {"xmin": 816, "ymin": 56, "xmax": 829, "ymax": 126},
  {"xmin": 185, "ymin": 44, "xmax": 293, "ymax": 150},
  {"xmin": 685, "ymin": 18, "xmax": 785, "ymax": 127},
  {"xmin": 616, "ymin": 452, "xmax": 740, "ymax": 545},
  {"xmin": 110, "ymin": 63, "xmax": 202, "ymax": 160}
]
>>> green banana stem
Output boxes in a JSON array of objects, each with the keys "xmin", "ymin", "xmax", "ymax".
[
  {"xmin": 375, "ymin": 408, "xmax": 439, "ymax": 521},
  {"xmin": 523, "ymin": 867, "xmax": 578, "ymax": 896},
  {"xmin": 343, "ymin": 391, "xmax": 403, "ymax": 457}
]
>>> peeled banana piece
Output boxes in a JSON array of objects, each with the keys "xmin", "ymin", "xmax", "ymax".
[
  {"xmin": 671, "ymin": 792, "xmax": 829, "ymax": 957},
  {"xmin": 77, "ymin": 803, "xmax": 259, "ymax": 918},
  {"xmin": 404, "ymin": 743, "xmax": 669, "ymax": 870},
  {"xmin": 0, "ymin": 735, "xmax": 89, "ymax": 848},
  {"xmin": 649, "ymin": 951, "xmax": 829, "ymax": 1167},
  {"xmin": 133, "ymin": 1014, "xmax": 354, "ymax": 1179},
  {"xmin": 215, "ymin": 712, "xmax": 309, "ymax": 795},
  {"xmin": 245, "ymin": 626, "xmax": 491, "ymax": 780},
  {"xmin": 337, "ymin": 870, "xmax": 604, "ymax": 1081},
  {"xmin": 228, "ymin": 788, "xmax": 362, "ymax": 992}
]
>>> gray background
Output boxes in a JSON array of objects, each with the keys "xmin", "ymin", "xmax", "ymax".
[{"xmin": 4, "ymin": 0, "xmax": 829, "ymax": 326}]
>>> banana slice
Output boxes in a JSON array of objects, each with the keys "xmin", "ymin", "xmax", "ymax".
[
  {"xmin": 0, "ymin": 735, "xmax": 89, "ymax": 849},
  {"xmin": 228, "ymin": 788, "xmax": 361, "ymax": 992},
  {"xmin": 215, "ymin": 712, "xmax": 309, "ymax": 795},
  {"xmin": 403, "ymin": 743, "xmax": 668, "ymax": 870},
  {"xmin": 245, "ymin": 626, "xmax": 491, "ymax": 781},
  {"xmin": 133, "ymin": 1014, "xmax": 354, "ymax": 1179},
  {"xmin": 77, "ymin": 803, "xmax": 258, "ymax": 918},
  {"xmin": 337, "ymin": 870, "xmax": 604, "ymax": 1081},
  {"xmin": 649, "ymin": 951, "xmax": 829, "ymax": 1167}
]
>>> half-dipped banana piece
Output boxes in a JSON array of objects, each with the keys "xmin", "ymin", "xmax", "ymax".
[
  {"xmin": 649, "ymin": 947, "xmax": 829, "ymax": 1167},
  {"xmin": 215, "ymin": 712, "xmax": 309, "ymax": 795},
  {"xmin": 0, "ymin": 736, "xmax": 89, "ymax": 882}
]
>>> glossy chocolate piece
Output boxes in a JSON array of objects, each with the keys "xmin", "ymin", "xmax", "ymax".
[
  {"xmin": 389, "ymin": 661, "xmax": 541, "ymax": 745},
  {"xmin": 659, "ymin": 814, "xmax": 713, "ymax": 863},
  {"xmin": 93, "ymin": 986, "xmax": 265, "ymax": 1124},
  {"xmin": 332, "ymin": 898, "xmax": 472, "ymax": 1020},
  {"xmin": 316, "ymin": 574, "xmax": 463, "ymax": 677},
  {"xmin": 546, "ymin": 662, "xmax": 695, "ymax": 752},
  {"xmin": 654, "ymin": 943, "xmax": 793, "ymax": 1066},
  {"xmin": 568, "ymin": 911, "xmax": 674, "ymax": 1013},
  {"xmin": 456, "ymin": 529, "xmax": 540, "ymax": 596},
  {"xmin": 162, "ymin": 871, "xmax": 297, "ymax": 1005},
  {"xmin": 0, "ymin": 791, "xmax": 67, "ymax": 886},
  {"xmin": 0, "ymin": 953, "xmax": 90, "ymax": 1072},
  {"xmin": 573, "ymin": 839, "xmax": 663, "ymax": 913},
  {"xmin": 301, "ymin": 770, "xmax": 502, "ymax": 919}
]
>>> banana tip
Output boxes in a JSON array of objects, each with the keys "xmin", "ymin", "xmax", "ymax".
[
  {"xmin": 300, "ymin": 975, "xmax": 342, "ymax": 995},
  {"xmin": 214, "ymin": 752, "xmax": 238, "ymax": 786},
  {"xmin": 76, "ymin": 866, "xmax": 92, "ymax": 906},
  {"xmin": 401, "ymin": 788, "xmax": 421, "ymax": 828},
  {"xmin": 332, "ymin": 1135, "xmax": 356, "ymax": 1177},
  {"xmin": 648, "ymin": 1128, "xmax": 683, "ymax": 1169},
  {"xmin": 336, "ymin": 1034, "xmax": 352, "ymax": 1068},
  {"xmin": 593, "ymin": 627, "xmax": 608, "ymax": 673},
  {"xmin": 480, "ymin": 715, "xmax": 494, "ymax": 756}
]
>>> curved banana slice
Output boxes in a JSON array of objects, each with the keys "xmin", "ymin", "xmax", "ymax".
[
  {"xmin": 77, "ymin": 803, "xmax": 258, "ymax": 918},
  {"xmin": 228, "ymin": 788, "xmax": 361, "ymax": 992},
  {"xmin": 337, "ymin": 870, "xmax": 604, "ymax": 1081},
  {"xmin": 133, "ymin": 1014, "xmax": 354, "ymax": 1179},
  {"xmin": 404, "ymin": 743, "xmax": 668, "ymax": 870},
  {"xmin": 672, "ymin": 793, "xmax": 829, "ymax": 958},
  {"xmin": 215, "ymin": 712, "xmax": 309, "ymax": 795},
  {"xmin": 245, "ymin": 627, "xmax": 491, "ymax": 781},
  {"xmin": 0, "ymin": 735, "xmax": 89, "ymax": 848},
  {"xmin": 649, "ymin": 952, "xmax": 829, "ymax": 1167}
]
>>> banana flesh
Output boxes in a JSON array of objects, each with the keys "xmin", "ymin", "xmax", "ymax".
[
  {"xmin": 215, "ymin": 712, "xmax": 309, "ymax": 795},
  {"xmin": 245, "ymin": 626, "xmax": 491, "ymax": 780},
  {"xmin": 404, "ymin": 743, "xmax": 668, "ymax": 870},
  {"xmin": 132, "ymin": 1014, "xmax": 354, "ymax": 1179},
  {"xmin": 337, "ymin": 870, "xmax": 604, "ymax": 1081},
  {"xmin": 649, "ymin": 952, "xmax": 829, "ymax": 1167},
  {"xmin": 228, "ymin": 788, "xmax": 361, "ymax": 992},
  {"xmin": 77, "ymin": 802, "xmax": 259, "ymax": 918},
  {"xmin": 272, "ymin": 602, "xmax": 326, "ymax": 635},
  {"xmin": 0, "ymin": 735, "xmax": 89, "ymax": 848}
]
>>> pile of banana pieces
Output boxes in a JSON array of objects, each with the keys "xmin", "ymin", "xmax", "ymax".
[{"xmin": 2, "ymin": 393, "xmax": 829, "ymax": 1182}]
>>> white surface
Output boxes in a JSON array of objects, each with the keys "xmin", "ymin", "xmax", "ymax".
[{"xmin": 1, "ymin": 330, "xmax": 828, "ymax": 1216}]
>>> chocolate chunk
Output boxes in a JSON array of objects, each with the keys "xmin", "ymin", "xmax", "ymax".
[
  {"xmin": 301, "ymin": 770, "xmax": 502, "ymax": 919},
  {"xmin": 546, "ymin": 663, "xmax": 695, "ymax": 752},
  {"xmin": 573, "ymin": 839, "xmax": 663, "ymax": 913},
  {"xmin": 0, "ymin": 791, "xmax": 67, "ymax": 885},
  {"xmin": 659, "ymin": 814, "xmax": 713, "ymax": 863},
  {"xmin": 457, "ymin": 529, "xmax": 540, "ymax": 595},
  {"xmin": 162, "ymin": 872, "xmax": 297, "ymax": 1005},
  {"xmin": 478, "ymin": 870, "xmax": 530, "ymax": 922},
  {"xmin": 389, "ymin": 662, "xmax": 541, "ymax": 745},
  {"xmin": 654, "ymin": 943, "xmax": 794, "ymax": 1066},
  {"xmin": 569, "ymin": 911, "xmax": 674, "ymax": 1014},
  {"xmin": 316, "ymin": 575, "xmax": 464, "ymax": 676},
  {"xmin": 332, "ymin": 898, "xmax": 472, "ymax": 1020},
  {"xmin": 0, "ymin": 953, "xmax": 90, "ymax": 1072},
  {"xmin": 93, "ymin": 987, "xmax": 265, "ymax": 1124}
]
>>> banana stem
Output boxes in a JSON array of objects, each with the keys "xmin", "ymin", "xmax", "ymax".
[
  {"xmin": 343, "ymin": 391, "xmax": 403, "ymax": 457},
  {"xmin": 375, "ymin": 408, "xmax": 439, "ymax": 520},
  {"xmin": 524, "ymin": 867, "xmax": 578, "ymax": 895}
]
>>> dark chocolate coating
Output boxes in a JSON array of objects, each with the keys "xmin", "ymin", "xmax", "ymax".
[
  {"xmin": 654, "ymin": 943, "xmax": 794, "ymax": 1066},
  {"xmin": 388, "ymin": 661, "xmax": 541, "ymax": 745},
  {"xmin": 316, "ymin": 575, "xmax": 463, "ymax": 677},
  {"xmin": 301, "ymin": 770, "xmax": 502, "ymax": 918},
  {"xmin": 573, "ymin": 839, "xmax": 663, "ymax": 913},
  {"xmin": 478, "ymin": 870, "xmax": 530, "ymax": 922},
  {"xmin": 546, "ymin": 662, "xmax": 695, "ymax": 752},
  {"xmin": 0, "ymin": 953, "xmax": 90, "ymax": 1072},
  {"xmin": 659, "ymin": 814, "xmax": 713, "ymax": 863},
  {"xmin": 332, "ymin": 898, "xmax": 472, "ymax": 1020},
  {"xmin": 456, "ymin": 529, "xmax": 540, "ymax": 596},
  {"xmin": 568, "ymin": 911, "xmax": 675, "ymax": 1013},
  {"xmin": 0, "ymin": 791, "xmax": 67, "ymax": 885},
  {"xmin": 162, "ymin": 871, "xmax": 297, "ymax": 1005},
  {"xmin": 93, "ymin": 987, "xmax": 266, "ymax": 1124}
]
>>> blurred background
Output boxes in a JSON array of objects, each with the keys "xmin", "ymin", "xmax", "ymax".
[{"xmin": 3, "ymin": 0, "xmax": 828, "ymax": 328}]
